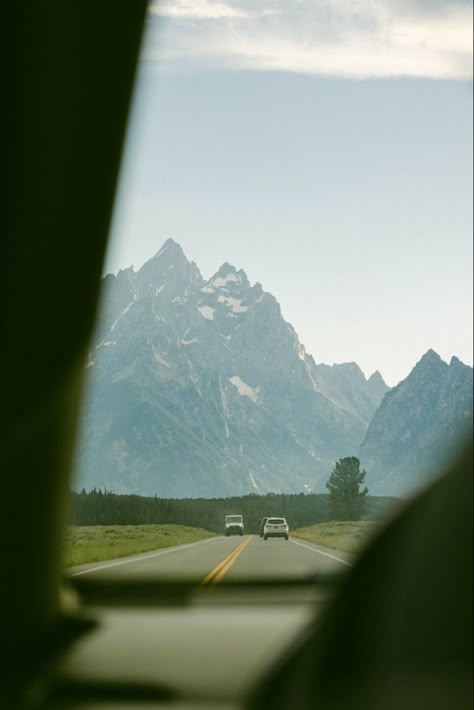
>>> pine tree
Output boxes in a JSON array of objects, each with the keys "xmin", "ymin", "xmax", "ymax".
[{"xmin": 326, "ymin": 457, "xmax": 368, "ymax": 521}]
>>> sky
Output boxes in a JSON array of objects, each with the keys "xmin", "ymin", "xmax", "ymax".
[{"xmin": 106, "ymin": 0, "xmax": 473, "ymax": 386}]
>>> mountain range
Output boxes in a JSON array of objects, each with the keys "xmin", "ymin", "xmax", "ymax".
[{"xmin": 75, "ymin": 239, "xmax": 472, "ymax": 498}]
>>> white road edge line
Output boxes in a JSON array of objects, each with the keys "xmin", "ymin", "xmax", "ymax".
[
  {"xmin": 68, "ymin": 536, "xmax": 218, "ymax": 577},
  {"xmin": 290, "ymin": 538, "xmax": 352, "ymax": 567}
]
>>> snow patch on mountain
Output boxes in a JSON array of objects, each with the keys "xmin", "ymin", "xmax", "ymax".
[
  {"xmin": 212, "ymin": 273, "xmax": 241, "ymax": 288},
  {"xmin": 97, "ymin": 340, "xmax": 117, "ymax": 348},
  {"xmin": 248, "ymin": 472, "xmax": 258, "ymax": 490},
  {"xmin": 229, "ymin": 376, "xmax": 259, "ymax": 403},
  {"xmin": 181, "ymin": 337, "xmax": 199, "ymax": 345},
  {"xmin": 219, "ymin": 377, "xmax": 230, "ymax": 439},
  {"xmin": 198, "ymin": 305, "xmax": 215, "ymax": 320},
  {"xmin": 152, "ymin": 348, "xmax": 171, "ymax": 369},
  {"xmin": 217, "ymin": 295, "xmax": 249, "ymax": 313},
  {"xmin": 110, "ymin": 301, "xmax": 134, "ymax": 332}
]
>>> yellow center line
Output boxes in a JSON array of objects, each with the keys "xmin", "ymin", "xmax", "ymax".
[
  {"xmin": 200, "ymin": 537, "xmax": 248, "ymax": 584},
  {"xmin": 201, "ymin": 535, "xmax": 253, "ymax": 585},
  {"xmin": 200, "ymin": 539, "xmax": 247, "ymax": 584},
  {"xmin": 212, "ymin": 535, "xmax": 253, "ymax": 583}
]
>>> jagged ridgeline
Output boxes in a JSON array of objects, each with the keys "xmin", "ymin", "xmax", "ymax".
[
  {"xmin": 76, "ymin": 239, "xmax": 390, "ymax": 497},
  {"xmin": 76, "ymin": 239, "xmax": 472, "ymax": 498}
]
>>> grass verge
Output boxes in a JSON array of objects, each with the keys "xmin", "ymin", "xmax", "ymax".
[
  {"xmin": 64, "ymin": 524, "xmax": 216, "ymax": 567},
  {"xmin": 291, "ymin": 520, "xmax": 379, "ymax": 554}
]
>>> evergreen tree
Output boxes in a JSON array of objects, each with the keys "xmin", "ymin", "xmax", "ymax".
[{"xmin": 326, "ymin": 456, "xmax": 368, "ymax": 521}]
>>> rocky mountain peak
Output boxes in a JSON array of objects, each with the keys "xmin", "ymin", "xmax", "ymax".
[
  {"xmin": 146, "ymin": 238, "xmax": 190, "ymax": 272},
  {"xmin": 360, "ymin": 351, "xmax": 472, "ymax": 496},
  {"xmin": 368, "ymin": 370, "xmax": 384, "ymax": 384},
  {"xmin": 135, "ymin": 239, "xmax": 202, "ymax": 296},
  {"xmin": 448, "ymin": 355, "xmax": 470, "ymax": 373},
  {"xmin": 155, "ymin": 237, "xmax": 184, "ymax": 258},
  {"xmin": 404, "ymin": 349, "xmax": 448, "ymax": 387},
  {"xmin": 365, "ymin": 369, "xmax": 390, "ymax": 409},
  {"xmin": 445, "ymin": 355, "xmax": 473, "ymax": 389},
  {"xmin": 207, "ymin": 262, "xmax": 250, "ymax": 291},
  {"xmin": 419, "ymin": 348, "xmax": 443, "ymax": 366}
]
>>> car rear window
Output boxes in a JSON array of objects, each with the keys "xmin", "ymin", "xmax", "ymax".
[{"xmin": 268, "ymin": 518, "xmax": 285, "ymax": 525}]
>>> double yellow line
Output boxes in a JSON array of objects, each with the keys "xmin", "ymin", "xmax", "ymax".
[{"xmin": 201, "ymin": 535, "xmax": 253, "ymax": 585}]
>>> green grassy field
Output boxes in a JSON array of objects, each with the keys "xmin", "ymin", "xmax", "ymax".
[
  {"xmin": 64, "ymin": 524, "xmax": 216, "ymax": 567},
  {"xmin": 291, "ymin": 520, "xmax": 380, "ymax": 553}
]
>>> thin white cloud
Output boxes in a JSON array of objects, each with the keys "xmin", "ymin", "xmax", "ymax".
[
  {"xmin": 391, "ymin": 8, "xmax": 473, "ymax": 55},
  {"xmin": 150, "ymin": 0, "xmax": 248, "ymax": 20},
  {"xmin": 146, "ymin": 0, "xmax": 473, "ymax": 79}
]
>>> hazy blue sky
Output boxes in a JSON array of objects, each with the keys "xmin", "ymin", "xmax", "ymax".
[{"xmin": 106, "ymin": 0, "xmax": 473, "ymax": 386}]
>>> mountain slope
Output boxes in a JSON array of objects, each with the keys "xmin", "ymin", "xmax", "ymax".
[
  {"xmin": 359, "ymin": 349, "xmax": 473, "ymax": 496},
  {"xmin": 76, "ymin": 239, "xmax": 385, "ymax": 497}
]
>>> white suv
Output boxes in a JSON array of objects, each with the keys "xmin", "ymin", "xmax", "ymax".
[
  {"xmin": 263, "ymin": 517, "xmax": 289, "ymax": 540},
  {"xmin": 225, "ymin": 515, "xmax": 244, "ymax": 536}
]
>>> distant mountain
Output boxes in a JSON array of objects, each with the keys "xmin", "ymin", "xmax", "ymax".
[
  {"xmin": 76, "ymin": 239, "xmax": 388, "ymax": 497},
  {"xmin": 315, "ymin": 363, "xmax": 389, "ymax": 427},
  {"xmin": 359, "ymin": 349, "xmax": 473, "ymax": 496}
]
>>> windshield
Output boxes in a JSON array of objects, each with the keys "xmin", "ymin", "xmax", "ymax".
[{"xmin": 68, "ymin": 1, "xmax": 473, "ymax": 586}]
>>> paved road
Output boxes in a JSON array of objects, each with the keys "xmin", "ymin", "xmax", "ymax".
[
  {"xmin": 64, "ymin": 536, "xmax": 351, "ymax": 702},
  {"xmin": 68, "ymin": 535, "xmax": 352, "ymax": 582}
]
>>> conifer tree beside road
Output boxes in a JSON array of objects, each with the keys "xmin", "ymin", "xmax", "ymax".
[{"xmin": 326, "ymin": 457, "xmax": 368, "ymax": 521}]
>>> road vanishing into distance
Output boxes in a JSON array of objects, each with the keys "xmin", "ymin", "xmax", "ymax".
[{"xmin": 68, "ymin": 535, "xmax": 353, "ymax": 582}]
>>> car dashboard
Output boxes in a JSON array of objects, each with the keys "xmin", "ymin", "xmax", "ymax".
[{"xmin": 43, "ymin": 575, "xmax": 338, "ymax": 709}]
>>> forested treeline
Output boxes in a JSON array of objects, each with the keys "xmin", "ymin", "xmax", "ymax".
[{"xmin": 70, "ymin": 489, "xmax": 398, "ymax": 533}]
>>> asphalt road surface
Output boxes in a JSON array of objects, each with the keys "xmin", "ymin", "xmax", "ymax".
[{"xmin": 68, "ymin": 535, "xmax": 353, "ymax": 582}]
